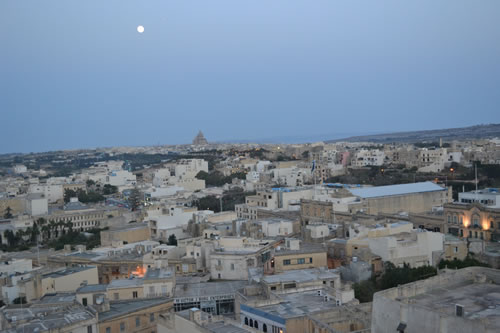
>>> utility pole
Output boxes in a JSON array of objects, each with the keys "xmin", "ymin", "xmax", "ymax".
[{"xmin": 475, "ymin": 163, "xmax": 478, "ymax": 203}]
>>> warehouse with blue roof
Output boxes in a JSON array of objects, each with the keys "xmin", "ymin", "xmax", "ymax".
[{"xmin": 345, "ymin": 181, "xmax": 452, "ymax": 215}]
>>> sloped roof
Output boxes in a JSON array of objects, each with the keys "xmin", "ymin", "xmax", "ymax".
[{"xmin": 349, "ymin": 182, "xmax": 445, "ymax": 199}]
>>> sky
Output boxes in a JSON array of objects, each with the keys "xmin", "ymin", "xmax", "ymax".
[{"xmin": 1, "ymin": 0, "xmax": 500, "ymax": 153}]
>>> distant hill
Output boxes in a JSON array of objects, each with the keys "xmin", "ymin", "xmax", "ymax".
[{"xmin": 326, "ymin": 124, "xmax": 500, "ymax": 144}]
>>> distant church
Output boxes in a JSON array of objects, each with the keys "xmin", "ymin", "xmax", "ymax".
[{"xmin": 192, "ymin": 130, "xmax": 208, "ymax": 145}]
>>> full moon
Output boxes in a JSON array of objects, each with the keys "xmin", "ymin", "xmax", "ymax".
[{"xmin": 137, "ymin": 25, "xmax": 144, "ymax": 33}]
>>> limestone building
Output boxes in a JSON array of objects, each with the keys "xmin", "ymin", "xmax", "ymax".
[
  {"xmin": 192, "ymin": 130, "xmax": 208, "ymax": 145},
  {"xmin": 372, "ymin": 267, "xmax": 500, "ymax": 333}
]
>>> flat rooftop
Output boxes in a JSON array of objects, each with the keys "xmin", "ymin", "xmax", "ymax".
[
  {"xmin": 262, "ymin": 268, "xmax": 338, "ymax": 284},
  {"xmin": 407, "ymin": 282, "xmax": 500, "ymax": 328},
  {"xmin": 3, "ymin": 304, "xmax": 94, "ymax": 332},
  {"xmin": 43, "ymin": 266, "xmax": 95, "ymax": 279},
  {"xmin": 204, "ymin": 321, "xmax": 253, "ymax": 333},
  {"xmin": 273, "ymin": 243, "xmax": 326, "ymax": 256},
  {"xmin": 145, "ymin": 268, "xmax": 174, "ymax": 280},
  {"xmin": 108, "ymin": 278, "xmax": 143, "ymax": 289},
  {"xmin": 241, "ymin": 290, "xmax": 338, "ymax": 320},
  {"xmin": 77, "ymin": 284, "xmax": 107, "ymax": 293},
  {"xmin": 106, "ymin": 222, "xmax": 149, "ymax": 232},
  {"xmin": 349, "ymin": 181, "xmax": 445, "ymax": 199},
  {"xmin": 34, "ymin": 293, "xmax": 76, "ymax": 305},
  {"xmin": 254, "ymin": 217, "xmax": 293, "ymax": 224},
  {"xmin": 99, "ymin": 298, "xmax": 171, "ymax": 322},
  {"xmin": 174, "ymin": 281, "xmax": 247, "ymax": 300}
]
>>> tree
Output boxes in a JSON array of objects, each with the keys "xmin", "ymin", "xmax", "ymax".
[
  {"xmin": 128, "ymin": 187, "xmax": 142, "ymax": 211},
  {"xmin": 438, "ymin": 256, "xmax": 489, "ymax": 269},
  {"xmin": 102, "ymin": 184, "xmax": 118, "ymax": 195},
  {"xmin": 353, "ymin": 279, "xmax": 378, "ymax": 303},
  {"xmin": 167, "ymin": 234, "xmax": 177, "ymax": 246},
  {"xmin": 4, "ymin": 230, "xmax": 18, "ymax": 247},
  {"xmin": 64, "ymin": 189, "xmax": 77, "ymax": 203},
  {"xmin": 3, "ymin": 206, "xmax": 13, "ymax": 219},
  {"xmin": 13, "ymin": 296, "xmax": 26, "ymax": 305}
]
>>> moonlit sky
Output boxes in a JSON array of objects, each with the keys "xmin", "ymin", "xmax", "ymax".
[{"xmin": 1, "ymin": 1, "xmax": 499, "ymax": 153}]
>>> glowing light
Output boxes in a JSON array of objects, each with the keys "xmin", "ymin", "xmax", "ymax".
[
  {"xmin": 463, "ymin": 218, "xmax": 470, "ymax": 228},
  {"xmin": 482, "ymin": 220, "xmax": 490, "ymax": 231},
  {"xmin": 137, "ymin": 25, "xmax": 145, "ymax": 33},
  {"xmin": 131, "ymin": 265, "xmax": 146, "ymax": 277}
]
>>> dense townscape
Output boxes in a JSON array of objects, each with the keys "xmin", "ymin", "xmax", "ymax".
[{"xmin": 0, "ymin": 131, "xmax": 499, "ymax": 332}]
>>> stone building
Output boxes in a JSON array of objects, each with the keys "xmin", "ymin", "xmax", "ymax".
[
  {"xmin": 192, "ymin": 130, "xmax": 208, "ymax": 145},
  {"xmin": 444, "ymin": 202, "xmax": 500, "ymax": 241},
  {"xmin": 372, "ymin": 267, "xmax": 500, "ymax": 333}
]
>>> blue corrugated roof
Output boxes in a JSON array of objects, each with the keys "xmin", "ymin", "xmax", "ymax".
[
  {"xmin": 240, "ymin": 304, "xmax": 286, "ymax": 325},
  {"xmin": 349, "ymin": 181, "xmax": 445, "ymax": 199}
]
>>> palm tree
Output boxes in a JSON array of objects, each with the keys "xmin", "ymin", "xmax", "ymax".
[
  {"xmin": 31, "ymin": 223, "xmax": 40, "ymax": 243},
  {"xmin": 4, "ymin": 230, "xmax": 18, "ymax": 247},
  {"xmin": 65, "ymin": 221, "xmax": 73, "ymax": 234},
  {"xmin": 3, "ymin": 206, "xmax": 13, "ymax": 219},
  {"xmin": 48, "ymin": 220, "xmax": 56, "ymax": 239}
]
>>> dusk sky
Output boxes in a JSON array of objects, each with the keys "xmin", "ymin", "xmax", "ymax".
[{"xmin": 1, "ymin": 1, "xmax": 499, "ymax": 153}]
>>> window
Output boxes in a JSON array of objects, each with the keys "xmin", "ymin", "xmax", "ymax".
[
  {"xmin": 271, "ymin": 286, "xmax": 277, "ymax": 291},
  {"xmin": 254, "ymin": 320, "xmax": 259, "ymax": 329},
  {"xmin": 454, "ymin": 247, "xmax": 458, "ymax": 253},
  {"xmin": 82, "ymin": 297, "xmax": 87, "ymax": 306},
  {"xmin": 120, "ymin": 322, "xmax": 125, "ymax": 332},
  {"xmin": 453, "ymin": 216, "xmax": 457, "ymax": 224},
  {"xmin": 231, "ymin": 263, "xmax": 235, "ymax": 270},
  {"xmin": 114, "ymin": 293, "xmax": 119, "ymax": 300},
  {"xmin": 149, "ymin": 286, "xmax": 155, "ymax": 295},
  {"xmin": 283, "ymin": 259, "xmax": 291, "ymax": 265},
  {"xmin": 245, "ymin": 317, "xmax": 249, "ymax": 325},
  {"xmin": 473, "ymin": 217, "xmax": 479, "ymax": 227},
  {"xmin": 297, "ymin": 258, "xmax": 305, "ymax": 264},
  {"xmin": 150, "ymin": 313, "xmax": 155, "ymax": 322},
  {"xmin": 263, "ymin": 323, "xmax": 267, "ymax": 332},
  {"xmin": 106, "ymin": 328, "xmax": 111, "ymax": 333},
  {"xmin": 447, "ymin": 215, "xmax": 451, "ymax": 223},
  {"xmin": 309, "ymin": 257, "xmax": 313, "ymax": 263},
  {"xmin": 87, "ymin": 326, "xmax": 92, "ymax": 333},
  {"xmin": 133, "ymin": 291, "xmax": 138, "ymax": 298},
  {"xmin": 136, "ymin": 316, "xmax": 140, "ymax": 327},
  {"xmin": 217, "ymin": 260, "xmax": 222, "ymax": 266}
]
